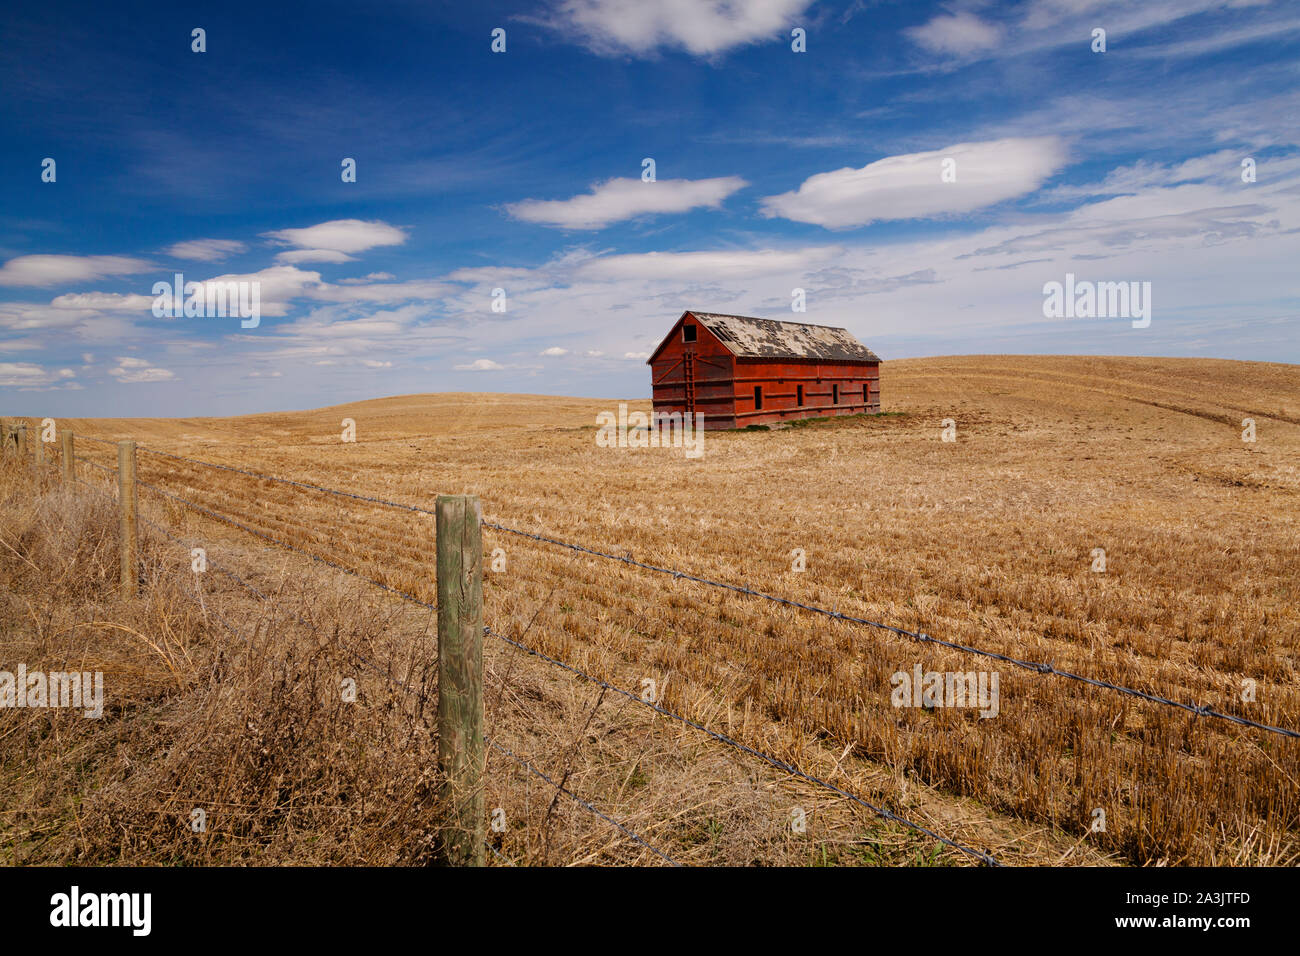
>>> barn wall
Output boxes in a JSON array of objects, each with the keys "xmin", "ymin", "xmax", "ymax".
[
  {"xmin": 731, "ymin": 358, "xmax": 880, "ymax": 427},
  {"xmin": 649, "ymin": 316, "xmax": 737, "ymax": 429}
]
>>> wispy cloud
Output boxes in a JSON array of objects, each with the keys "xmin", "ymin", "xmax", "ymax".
[
  {"xmin": 905, "ymin": 10, "xmax": 1003, "ymax": 55},
  {"xmin": 506, "ymin": 177, "xmax": 748, "ymax": 229},
  {"xmin": 0, "ymin": 361, "xmax": 76, "ymax": 388},
  {"xmin": 577, "ymin": 246, "xmax": 842, "ymax": 280},
  {"xmin": 0, "ymin": 254, "xmax": 153, "ymax": 287},
  {"xmin": 108, "ymin": 356, "xmax": 175, "ymax": 383},
  {"xmin": 263, "ymin": 219, "xmax": 408, "ymax": 263},
  {"xmin": 546, "ymin": 0, "xmax": 814, "ymax": 56},
  {"xmin": 761, "ymin": 138, "xmax": 1068, "ymax": 228},
  {"xmin": 164, "ymin": 239, "xmax": 247, "ymax": 262}
]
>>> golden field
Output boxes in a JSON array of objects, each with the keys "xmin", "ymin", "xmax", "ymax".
[{"xmin": 3, "ymin": 354, "xmax": 1298, "ymax": 866}]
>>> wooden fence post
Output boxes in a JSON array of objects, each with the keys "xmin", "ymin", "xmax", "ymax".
[
  {"xmin": 16, "ymin": 424, "xmax": 27, "ymax": 460},
  {"xmin": 436, "ymin": 494, "xmax": 485, "ymax": 866},
  {"xmin": 118, "ymin": 440, "xmax": 138, "ymax": 593},
  {"xmin": 61, "ymin": 431, "xmax": 74, "ymax": 483},
  {"xmin": 34, "ymin": 428, "xmax": 45, "ymax": 468}
]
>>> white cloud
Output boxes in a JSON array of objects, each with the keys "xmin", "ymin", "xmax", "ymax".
[
  {"xmin": 305, "ymin": 277, "xmax": 451, "ymax": 305},
  {"xmin": 912, "ymin": 0, "xmax": 1288, "ymax": 65},
  {"xmin": 0, "ymin": 255, "xmax": 153, "ymax": 287},
  {"xmin": 506, "ymin": 177, "xmax": 748, "ymax": 229},
  {"xmin": 906, "ymin": 11, "xmax": 1004, "ymax": 55},
  {"xmin": 109, "ymin": 356, "xmax": 175, "ymax": 383},
  {"xmin": 446, "ymin": 266, "xmax": 538, "ymax": 283},
  {"xmin": 0, "ymin": 361, "xmax": 71, "ymax": 388},
  {"xmin": 50, "ymin": 292, "xmax": 155, "ymax": 311},
  {"xmin": 552, "ymin": 0, "xmax": 814, "ymax": 56},
  {"xmin": 578, "ymin": 246, "xmax": 842, "ymax": 280},
  {"xmin": 263, "ymin": 219, "xmax": 408, "ymax": 255},
  {"xmin": 0, "ymin": 301, "xmax": 100, "ymax": 332},
  {"xmin": 623, "ymin": 351, "xmax": 650, "ymax": 359},
  {"xmin": 454, "ymin": 358, "xmax": 505, "ymax": 371},
  {"xmin": 197, "ymin": 265, "xmax": 324, "ymax": 316},
  {"xmin": 165, "ymin": 239, "xmax": 247, "ymax": 262},
  {"xmin": 337, "ymin": 272, "xmax": 396, "ymax": 284},
  {"xmin": 274, "ymin": 248, "xmax": 356, "ymax": 265},
  {"xmin": 1038, "ymin": 150, "xmax": 1248, "ymax": 202},
  {"xmin": 539, "ymin": 346, "xmax": 570, "ymax": 356},
  {"xmin": 760, "ymin": 137, "xmax": 1068, "ymax": 228}
]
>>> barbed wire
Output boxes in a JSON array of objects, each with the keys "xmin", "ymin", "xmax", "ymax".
[
  {"xmin": 75, "ymin": 460, "xmax": 427, "ymax": 696},
  {"xmin": 482, "ymin": 522, "xmax": 1299, "ymax": 739},
  {"xmin": 134, "ymin": 478, "xmax": 436, "ymax": 611},
  {"xmin": 135, "ymin": 444, "xmax": 441, "ymax": 515},
  {"xmin": 53, "ymin": 441, "xmax": 1298, "ymax": 865},
  {"xmin": 484, "ymin": 736, "xmax": 681, "ymax": 866},
  {"xmin": 71, "ymin": 435, "xmax": 119, "ymax": 446},
  {"xmin": 86, "ymin": 475, "xmax": 674, "ymax": 864},
  {"xmin": 133, "ymin": 508, "xmax": 428, "ymax": 699},
  {"xmin": 74, "ymin": 476, "xmax": 263, "ymax": 654},
  {"xmin": 75, "ymin": 455, "xmax": 117, "ymax": 476},
  {"xmin": 484, "ymin": 624, "xmax": 1000, "ymax": 866},
  {"xmin": 72, "ymin": 446, "xmax": 1300, "ymax": 736},
  {"xmin": 108, "ymin": 469, "xmax": 1001, "ymax": 864}
]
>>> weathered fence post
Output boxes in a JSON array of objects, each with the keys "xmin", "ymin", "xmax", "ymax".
[
  {"xmin": 16, "ymin": 424, "xmax": 28, "ymax": 460},
  {"xmin": 118, "ymin": 440, "xmax": 138, "ymax": 593},
  {"xmin": 34, "ymin": 428, "xmax": 45, "ymax": 468},
  {"xmin": 61, "ymin": 431, "xmax": 74, "ymax": 483},
  {"xmin": 436, "ymin": 494, "xmax": 485, "ymax": 866}
]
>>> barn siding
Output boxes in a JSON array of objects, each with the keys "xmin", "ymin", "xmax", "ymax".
[{"xmin": 732, "ymin": 358, "xmax": 879, "ymax": 427}]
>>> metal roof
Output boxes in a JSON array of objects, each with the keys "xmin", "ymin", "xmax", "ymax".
[{"xmin": 686, "ymin": 312, "xmax": 881, "ymax": 363}]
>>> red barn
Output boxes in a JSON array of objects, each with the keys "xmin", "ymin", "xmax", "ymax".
[{"xmin": 646, "ymin": 311, "xmax": 881, "ymax": 430}]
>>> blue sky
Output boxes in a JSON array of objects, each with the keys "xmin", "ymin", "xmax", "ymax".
[{"xmin": 2, "ymin": 0, "xmax": 1298, "ymax": 416}]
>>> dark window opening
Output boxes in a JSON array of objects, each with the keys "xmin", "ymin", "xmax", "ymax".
[
  {"xmin": 864, "ymin": 382, "xmax": 871, "ymax": 403},
  {"xmin": 682, "ymin": 324, "xmax": 697, "ymax": 343},
  {"xmin": 796, "ymin": 385, "xmax": 804, "ymax": 406},
  {"xmin": 832, "ymin": 384, "xmax": 840, "ymax": 404},
  {"xmin": 754, "ymin": 385, "xmax": 763, "ymax": 410}
]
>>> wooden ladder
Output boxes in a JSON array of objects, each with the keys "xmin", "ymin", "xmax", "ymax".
[{"xmin": 682, "ymin": 352, "xmax": 696, "ymax": 415}]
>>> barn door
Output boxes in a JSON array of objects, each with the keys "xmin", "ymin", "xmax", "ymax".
[{"xmin": 682, "ymin": 350, "xmax": 696, "ymax": 416}]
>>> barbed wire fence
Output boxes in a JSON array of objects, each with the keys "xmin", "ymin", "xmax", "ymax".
[{"xmin": 6, "ymin": 424, "xmax": 1297, "ymax": 866}]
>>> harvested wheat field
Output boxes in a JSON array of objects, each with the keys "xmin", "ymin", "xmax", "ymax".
[{"xmin": 3, "ymin": 354, "xmax": 1298, "ymax": 866}]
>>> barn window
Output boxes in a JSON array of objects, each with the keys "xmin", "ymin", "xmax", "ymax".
[
  {"xmin": 754, "ymin": 386, "xmax": 763, "ymax": 410},
  {"xmin": 682, "ymin": 324, "xmax": 697, "ymax": 343},
  {"xmin": 832, "ymin": 384, "xmax": 840, "ymax": 404},
  {"xmin": 796, "ymin": 385, "xmax": 804, "ymax": 406}
]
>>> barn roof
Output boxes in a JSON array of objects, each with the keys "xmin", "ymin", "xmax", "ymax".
[{"xmin": 683, "ymin": 312, "xmax": 881, "ymax": 363}]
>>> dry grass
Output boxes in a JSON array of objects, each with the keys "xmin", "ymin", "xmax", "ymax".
[
  {"xmin": 3, "ymin": 354, "xmax": 1297, "ymax": 865},
  {"xmin": 0, "ymin": 460, "xmax": 1064, "ymax": 867}
]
